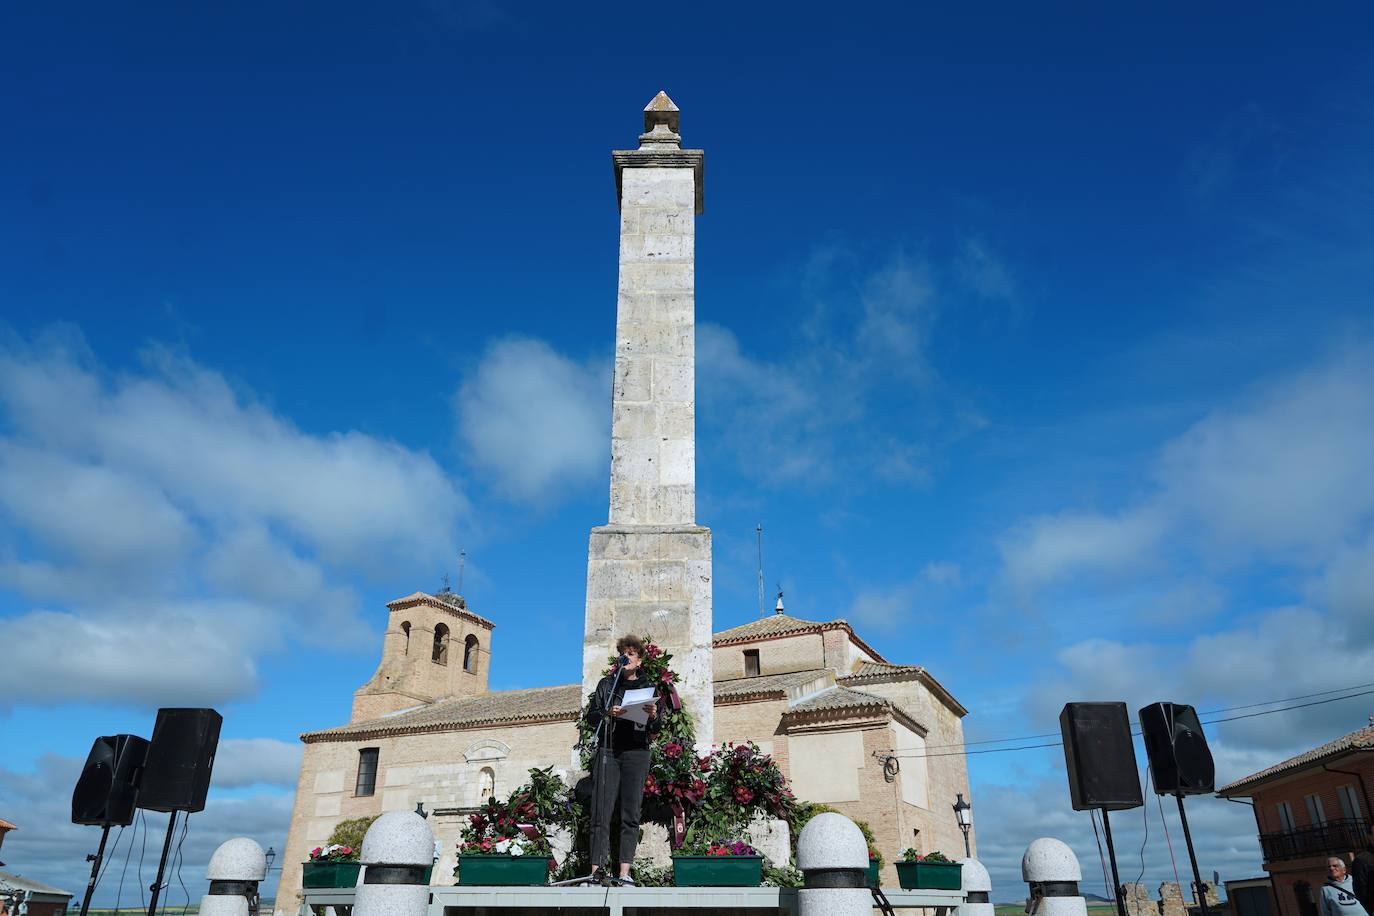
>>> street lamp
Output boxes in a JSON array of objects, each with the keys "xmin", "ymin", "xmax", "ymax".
[
  {"xmin": 952, "ymin": 793, "xmax": 972, "ymax": 857},
  {"xmin": 415, "ymin": 802, "xmax": 429, "ymax": 819},
  {"xmin": 265, "ymin": 846, "xmax": 276, "ymax": 872}
]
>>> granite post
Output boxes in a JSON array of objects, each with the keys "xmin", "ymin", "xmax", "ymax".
[{"xmin": 582, "ymin": 91, "xmax": 713, "ymax": 745}]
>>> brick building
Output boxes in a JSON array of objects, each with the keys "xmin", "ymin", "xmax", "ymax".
[
  {"xmin": 1218, "ymin": 723, "xmax": 1374, "ymax": 916},
  {"xmin": 276, "ymin": 598, "xmax": 972, "ymax": 910}
]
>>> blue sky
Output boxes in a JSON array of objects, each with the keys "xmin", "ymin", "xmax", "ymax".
[{"xmin": 4, "ymin": 1, "xmax": 1374, "ymax": 904}]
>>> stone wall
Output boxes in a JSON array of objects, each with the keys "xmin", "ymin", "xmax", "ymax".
[{"xmin": 277, "ymin": 718, "xmax": 580, "ymax": 915}]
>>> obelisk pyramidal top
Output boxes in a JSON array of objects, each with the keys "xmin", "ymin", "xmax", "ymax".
[{"xmin": 582, "ymin": 92, "xmax": 713, "ymax": 745}]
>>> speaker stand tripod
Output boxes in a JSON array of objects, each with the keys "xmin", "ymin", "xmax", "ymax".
[
  {"xmin": 78, "ymin": 824, "xmax": 113, "ymax": 916},
  {"xmin": 146, "ymin": 811, "xmax": 178, "ymax": 916},
  {"xmin": 1099, "ymin": 809, "xmax": 1127, "ymax": 916},
  {"xmin": 1174, "ymin": 795, "xmax": 1210, "ymax": 916}
]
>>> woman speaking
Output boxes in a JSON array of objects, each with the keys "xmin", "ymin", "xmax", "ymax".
[{"xmin": 585, "ymin": 634, "xmax": 662, "ymax": 886}]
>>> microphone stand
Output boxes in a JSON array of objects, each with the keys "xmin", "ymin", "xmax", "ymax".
[{"xmin": 552, "ymin": 659, "xmax": 627, "ymax": 887}]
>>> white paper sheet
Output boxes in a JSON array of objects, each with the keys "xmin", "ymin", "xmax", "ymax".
[{"xmin": 618, "ymin": 687, "xmax": 658, "ymax": 726}]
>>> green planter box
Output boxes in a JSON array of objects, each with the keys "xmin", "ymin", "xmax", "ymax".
[
  {"xmin": 867, "ymin": 859, "xmax": 881, "ymax": 887},
  {"xmin": 896, "ymin": 860, "xmax": 962, "ymax": 890},
  {"xmin": 302, "ymin": 861, "xmax": 361, "ymax": 888},
  {"xmin": 456, "ymin": 855, "xmax": 551, "ymax": 886},
  {"xmin": 673, "ymin": 855, "xmax": 764, "ymax": 887}
]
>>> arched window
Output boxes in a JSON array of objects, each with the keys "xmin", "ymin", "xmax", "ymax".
[
  {"xmin": 478, "ymin": 767, "xmax": 495, "ymax": 804},
  {"xmin": 432, "ymin": 623, "xmax": 449, "ymax": 664},
  {"xmin": 464, "ymin": 634, "xmax": 480, "ymax": 673},
  {"xmin": 400, "ymin": 621, "xmax": 411, "ymax": 655}
]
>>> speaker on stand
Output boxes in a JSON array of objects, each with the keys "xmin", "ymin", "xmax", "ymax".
[
  {"xmin": 1139, "ymin": 702, "xmax": 1215, "ymax": 916},
  {"xmin": 1060, "ymin": 702, "xmax": 1143, "ymax": 916},
  {"xmin": 138, "ymin": 708, "xmax": 222, "ymax": 916},
  {"xmin": 72, "ymin": 734, "xmax": 151, "ymax": 916}
]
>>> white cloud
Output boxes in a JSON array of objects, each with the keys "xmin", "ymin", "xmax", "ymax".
[
  {"xmin": 999, "ymin": 347, "xmax": 1374, "ymax": 591},
  {"xmin": 213, "ymin": 738, "xmax": 304, "ymax": 789},
  {"xmin": 454, "ymin": 336, "xmax": 609, "ymax": 502},
  {"xmin": 844, "ymin": 562, "xmax": 963, "ymax": 633},
  {"xmin": 957, "ymin": 238, "xmax": 1018, "ymax": 303},
  {"xmin": 1001, "ymin": 507, "xmax": 1170, "ymax": 592},
  {"xmin": 0, "ymin": 602, "xmax": 270, "ymax": 707},
  {"xmin": 0, "ymin": 328, "xmax": 467, "ymax": 706}
]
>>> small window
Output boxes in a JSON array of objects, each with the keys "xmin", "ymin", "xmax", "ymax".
[
  {"xmin": 400, "ymin": 621, "xmax": 411, "ymax": 655},
  {"xmin": 356, "ymin": 748, "xmax": 379, "ymax": 796},
  {"xmin": 1337, "ymin": 785, "xmax": 1363, "ymax": 821},
  {"xmin": 1304, "ymin": 794, "xmax": 1327, "ymax": 826},
  {"xmin": 464, "ymin": 634, "xmax": 480, "ymax": 673},
  {"xmin": 743, "ymin": 649, "xmax": 760, "ymax": 678},
  {"xmin": 1276, "ymin": 801, "xmax": 1296, "ymax": 832},
  {"xmin": 432, "ymin": 623, "xmax": 449, "ymax": 664}
]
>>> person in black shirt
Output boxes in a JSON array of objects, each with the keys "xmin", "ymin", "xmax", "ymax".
[{"xmin": 586, "ymin": 633, "xmax": 662, "ymax": 886}]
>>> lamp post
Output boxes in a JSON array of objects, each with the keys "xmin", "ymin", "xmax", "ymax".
[
  {"xmin": 265, "ymin": 846, "xmax": 276, "ymax": 871},
  {"xmin": 953, "ymin": 793, "xmax": 972, "ymax": 857}
]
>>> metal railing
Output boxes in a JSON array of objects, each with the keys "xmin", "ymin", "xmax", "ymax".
[{"xmin": 1260, "ymin": 817, "xmax": 1369, "ymax": 862}]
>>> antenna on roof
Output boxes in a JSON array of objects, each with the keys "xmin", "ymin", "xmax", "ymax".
[
  {"xmin": 756, "ymin": 524, "xmax": 765, "ymax": 617},
  {"xmin": 440, "ymin": 573, "xmax": 451, "ymax": 592},
  {"xmin": 458, "ymin": 549, "xmax": 467, "ymax": 594}
]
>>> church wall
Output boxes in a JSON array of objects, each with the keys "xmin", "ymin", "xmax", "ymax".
[
  {"xmin": 854, "ymin": 678, "xmax": 976, "ymax": 859},
  {"xmin": 711, "ymin": 631, "xmax": 826, "ymax": 680},
  {"xmin": 712, "ymin": 697, "xmax": 790, "ymax": 771},
  {"xmin": 276, "ymin": 717, "xmax": 579, "ymax": 915}
]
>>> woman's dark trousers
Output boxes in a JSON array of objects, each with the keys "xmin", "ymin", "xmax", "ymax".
[{"xmin": 590, "ymin": 747, "xmax": 651, "ymax": 868}]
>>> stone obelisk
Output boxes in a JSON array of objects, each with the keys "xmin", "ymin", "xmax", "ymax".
[{"xmin": 582, "ymin": 91, "xmax": 713, "ymax": 745}]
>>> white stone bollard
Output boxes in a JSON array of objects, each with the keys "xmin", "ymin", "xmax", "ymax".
[
  {"xmin": 796, "ymin": 812, "xmax": 872, "ymax": 916},
  {"xmin": 1022, "ymin": 838, "xmax": 1087, "ymax": 916},
  {"xmin": 200, "ymin": 838, "xmax": 268, "ymax": 916},
  {"xmin": 353, "ymin": 812, "xmax": 434, "ymax": 916},
  {"xmin": 959, "ymin": 857, "xmax": 994, "ymax": 916}
]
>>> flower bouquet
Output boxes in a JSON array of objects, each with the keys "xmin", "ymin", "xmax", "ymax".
[
  {"xmin": 671, "ymin": 836, "xmax": 763, "ymax": 887},
  {"xmin": 897, "ymin": 848, "xmax": 962, "ymax": 890},
  {"xmin": 302, "ymin": 845, "xmax": 360, "ymax": 888},
  {"xmin": 455, "ymin": 793, "xmax": 554, "ymax": 886}
]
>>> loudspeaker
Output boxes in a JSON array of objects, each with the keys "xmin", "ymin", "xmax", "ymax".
[
  {"xmin": 1138, "ymin": 702, "xmax": 1215, "ymax": 795},
  {"xmin": 72, "ymin": 734, "xmax": 150, "ymax": 826},
  {"xmin": 1060, "ymin": 702, "xmax": 1143, "ymax": 811},
  {"xmin": 138, "ymin": 708, "xmax": 222, "ymax": 813}
]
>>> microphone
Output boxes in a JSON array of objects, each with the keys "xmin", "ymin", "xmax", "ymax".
[{"xmin": 617, "ymin": 654, "xmax": 630, "ymax": 667}]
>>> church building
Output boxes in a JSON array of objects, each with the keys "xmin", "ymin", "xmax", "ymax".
[{"xmin": 277, "ymin": 93, "xmax": 974, "ymax": 907}]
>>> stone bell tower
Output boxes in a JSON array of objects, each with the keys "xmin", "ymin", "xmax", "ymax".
[{"xmin": 582, "ymin": 91, "xmax": 713, "ymax": 745}]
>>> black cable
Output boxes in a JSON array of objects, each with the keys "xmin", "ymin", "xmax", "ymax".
[
  {"xmin": 116, "ymin": 811, "xmax": 142, "ymax": 911},
  {"xmin": 138, "ymin": 809, "xmax": 149, "ymax": 909},
  {"xmin": 1135, "ymin": 765, "xmax": 1152, "ymax": 887},
  {"xmin": 95, "ymin": 825, "xmax": 128, "ymax": 888},
  {"xmin": 169, "ymin": 813, "xmax": 191, "ymax": 916},
  {"xmin": 1090, "ymin": 810, "xmax": 1111, "ymax": 899}
]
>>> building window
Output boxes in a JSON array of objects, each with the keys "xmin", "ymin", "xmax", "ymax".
[
  {"xmin": 1276, "ymin": 801, "xmax": 1296, "ymax": 833},
  {"xmin": 1304, "ymin": 794, "xmax": 1327, "ymax": 826},
  {"xmin": 464, "ymin": 635, "xmax": 480, "ymax": 673},
  {"xmin": 478, "ymin": 766, "xmax": 496, "ymax": 804},
  {"xmin": 1337, "ymin": 785, "xmax": 1363, "ymax": 821},
  {"xmin": 400, "ymin": 621, "xmax": 411, "ymax": 655},
  {"xmin": 744, "ymin": 649, "xmax": 760, "ymax": 677},
  {"xmin": 356, "ymin": 748, "xmax": 379, "ymax": 797},
  {"xmin": 432, "ymin": 624, "xmax": 449, "ymax": 664}
]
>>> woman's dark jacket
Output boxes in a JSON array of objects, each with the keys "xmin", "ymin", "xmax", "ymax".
[{"xmin": 587, "ymin": 670, "xmax": 664, "ymax": 751}]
